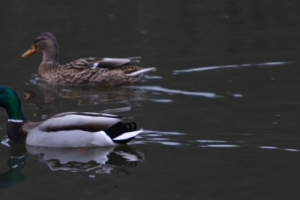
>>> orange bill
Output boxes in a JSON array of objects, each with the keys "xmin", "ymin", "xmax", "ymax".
[{"xmin": 21, "ymin": 46, "xmax": 37, "ymax": 57}]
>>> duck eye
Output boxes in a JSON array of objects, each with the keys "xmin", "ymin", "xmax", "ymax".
[{"xmin": 34, "ymin": 38, "xmax": 46, "ymax": 45}]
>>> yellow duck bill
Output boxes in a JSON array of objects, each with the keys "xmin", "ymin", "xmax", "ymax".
[{"xmin": 21, "ymin": 46, "xmax": 37, "ymax": 57}]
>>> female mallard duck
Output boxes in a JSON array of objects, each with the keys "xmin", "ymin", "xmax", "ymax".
[
  {"xmin": 21, "ymin": 32, "xmax": 155, "ymax": 85},
  {"xmin": 0, "ymin": 86, "xmax": 142, "ymax": 147}
]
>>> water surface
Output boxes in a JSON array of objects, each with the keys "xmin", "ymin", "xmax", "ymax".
[{"xmin": 0, "ymin": 1, "xmax": 300, "ymax": 199}]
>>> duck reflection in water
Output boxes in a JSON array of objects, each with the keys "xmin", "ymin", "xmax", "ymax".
[
  {"xmin": 31, "ymin": 77, "xmax": 148, "ymax": 104},
  {"xmin": 0, "ymin": 141, "xmax": 26, "ymax": 189},
  {"xmin": 24, "ymin": 81, "xmax": 148, "ymax": 117},
  {"xmin": 0, "ymin": 138, "xmax": 144, "ymax": 189}
]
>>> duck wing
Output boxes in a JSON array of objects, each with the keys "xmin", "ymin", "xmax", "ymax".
[
  {"xmin": 66, "ymin": 57, "xmax": 141, "ymax": 71},
  {"xmin": 38, "ymin": 112, "xmax": 123, "ymax": 132}
]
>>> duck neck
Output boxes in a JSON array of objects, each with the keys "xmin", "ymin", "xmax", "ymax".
[
  {"xmin": 7, "ymin": 122, "xmax": 27, "ymax": 144},
  {"xmin": 5, "ymin": 100, "xmax": 27, "ymax": 143},
  {"xmin": 42, "ymin": 48, "xmax": 59, "ymax": 64}
]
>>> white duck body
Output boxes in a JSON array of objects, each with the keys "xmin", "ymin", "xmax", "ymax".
[
  {"xmin": 23, "ymin": 112, "xmax": 142, "ymax": 147},
  {"xmin": 26, "ymin": 112, "xmax": 116, "ymax": 147}
]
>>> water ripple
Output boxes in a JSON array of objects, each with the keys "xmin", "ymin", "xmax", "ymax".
[
  {"xmin": 131, "ymin": 130, "xmax": 185, "ymax": 146},
  {"xmin": 203, "ymin": 144, "xmax": 240, "ymax": 148},
  {"xmin": 144, "ymin": 75, "xmax": 163, "ymax": 79},
  {"xmin": 126, "ymin": 86, "xmax": 222, "ymax": 98},
  {"xmin": 173, "ymin": 61, "xmax": 290, "ymax": 74},
  {"xmin": 133, "ymin": 133, "xmax": 300, "ymax": 153},
  {"xmin": 284, "ymin": 148, "xmax": 300, "ymax": 152},
  {"xmin": 196, "ymin": 139, "xmax": 300, "ymax": 152},
  {"xmin": 259, "ymin": 146, "xmax": 278, "ymax": 149}
]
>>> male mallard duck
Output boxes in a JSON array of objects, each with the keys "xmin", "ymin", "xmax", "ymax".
[
  {"xmin": 21, "ymin": 32, "xmax": 155, "ymax": 85},
  {"xmin": 0, "ymin": 86, "xmax": 142, "ymax": 147}
]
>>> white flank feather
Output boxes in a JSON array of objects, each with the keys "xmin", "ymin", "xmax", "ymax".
[
  {"xmin": 113, "ymin": 129, "xmax": 143, "ymax": 141},
  {"xmin": 92, "ymin": 63, "xmax": 98, "ymax": 69},
  {"xmin": 26, "ymin": 129, "xmax": 115, "ymax": 147}
]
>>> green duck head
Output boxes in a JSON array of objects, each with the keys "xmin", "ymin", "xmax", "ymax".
[{"xmin": 0, "ymin": 86, "xmax": 26, "ymax": 121}]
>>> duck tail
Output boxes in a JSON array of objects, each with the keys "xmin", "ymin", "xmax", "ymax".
[
  {"xmin": 127, "ymin": 67, "xmax": 156, "ymax": 77},
  {"xmin": 126, "ymin": 57, "xmax": 141, "ymax": 64},
  {"xmin": 104, "ymin": 122, "xmax": 142, "ymax": 144}
]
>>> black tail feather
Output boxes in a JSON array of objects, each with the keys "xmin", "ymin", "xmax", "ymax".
[
  {"xmin": 124, "ymin": 122, "xmax": 137, "ymax": 131},
  {"xmin": 104, "ymin": 122, "xmax": 138, "ymax": 144}
]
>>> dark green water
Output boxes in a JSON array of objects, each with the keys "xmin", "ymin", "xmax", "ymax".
[{"xmin": 0, "ymin": 1, "xmax": 300, "ymax": 199}]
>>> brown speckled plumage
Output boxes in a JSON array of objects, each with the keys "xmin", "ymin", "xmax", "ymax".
[{"xmin": 22, "ymin": 32, "xmax": 156, "ymax": 85}]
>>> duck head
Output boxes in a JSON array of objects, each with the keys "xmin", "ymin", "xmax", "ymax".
[
  {"xmin": 21, "ymin": 32, "xmax": 59, "ymax": 63},
  {"xmin": 0, "ymin": 86, "xmax": 25, "ymax": 121}
]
